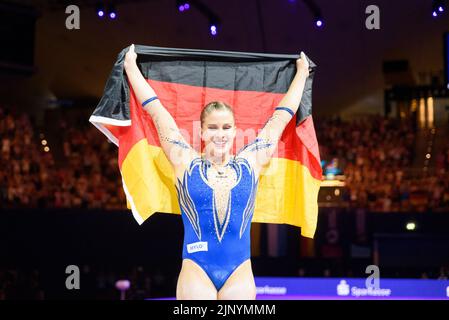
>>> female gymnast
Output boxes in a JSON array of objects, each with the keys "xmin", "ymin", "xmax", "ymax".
[{"xmin": 124, "ymin": 44, "xmax": 310, "ymax": 300}]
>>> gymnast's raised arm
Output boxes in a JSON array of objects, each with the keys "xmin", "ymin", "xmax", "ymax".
[
  {"xmin": 124, "ymin": 44, "xmax": 198, "ymax": 172},
  {"xmin": 237, "ymin": 52, "xmax": 310, "ymax": 178}
]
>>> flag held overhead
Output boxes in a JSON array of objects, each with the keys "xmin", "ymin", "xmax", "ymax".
[{"xmin": 89, "ymin": 45, "xmax": 321, "ymax": 238}]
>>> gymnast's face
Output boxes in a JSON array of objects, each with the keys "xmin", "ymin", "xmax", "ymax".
[{"xmin": 201, "ymin": 109, "xmax": 236, "ymax": 157}]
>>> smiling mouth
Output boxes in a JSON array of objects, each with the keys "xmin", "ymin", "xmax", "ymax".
[{"xmin": 213, "ymin": 141, "xmax": 227, "ymax": 147}]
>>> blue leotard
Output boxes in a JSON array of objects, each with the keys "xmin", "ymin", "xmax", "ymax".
[{"xmin": 175, "ymin": 156, "xmax": 258, "ymax": 291}]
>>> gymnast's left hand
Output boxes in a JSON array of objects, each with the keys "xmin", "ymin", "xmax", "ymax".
[{"xmin": 296, "ymin": 51, "xmax": 310, "ymax": 78}]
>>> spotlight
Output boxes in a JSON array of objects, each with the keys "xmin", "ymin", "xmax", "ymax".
[
  {"xmin": 210, "ymin": 24, "xmax": 217, "ymax": 36},
  {"xmin": 432, "ymin": 0, "xmax": 445, "ymax": 16},
  {"xmin": 177, "ymin": 1, "xmax": 220, "ymax": 36},
  {"xmin": 177, "ymin": 1, "xmax": 190, "ymax": 12},
  {"xmin": 302, "ymin": 0, "xmax": 324, "ymax": 28},
  {"xmin": 436, "ymin": 0, "xmax": 445, "ymax": 12},
  {"xmin": 209, "ymin": 16, "xmax": 219, "ymax": 36},
  {"xmin": 109, "ymin": 5, "xmax": 117, "ymax": 19},
  {"xmin": 96, "ymin": 3, "xmax": 105, "ymax": 18}
]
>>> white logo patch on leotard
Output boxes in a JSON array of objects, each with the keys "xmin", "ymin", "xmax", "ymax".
[{"xmin": 187, "ymin": 241, "xmax": 208, "ymax": 253}]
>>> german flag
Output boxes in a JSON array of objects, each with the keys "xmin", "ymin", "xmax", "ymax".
[{"xmin": 89, "ymin": 45, "xmax": 322, "ymax": 238}]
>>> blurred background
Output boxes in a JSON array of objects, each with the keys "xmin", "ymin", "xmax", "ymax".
[{"xmin": 0, "ymin": 0, "xmax": 449, "ymax": 300}]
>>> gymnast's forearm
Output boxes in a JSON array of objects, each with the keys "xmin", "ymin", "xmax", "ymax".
[
  {"xmin": 124, "ymin": 63, "xmax": 158, "ymax": 106},
  {"xmin": 124, "ymin": 63, "xmax": 179, "ymax": 131},
  {"xmin": 277, "ymin": 71, "xmax": 308, "ymax": 114}
]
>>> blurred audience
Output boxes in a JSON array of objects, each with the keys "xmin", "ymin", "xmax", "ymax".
[
  {"xmin": 317, "ymin": 115, "xmax": 449, "ymax": 212},
  {"xmin": 0, "ymin": 106, "xmax": 126, "ymax": 210},
  {"xmin": 1, "ymin": 106, "xmax": 449, "ymax": 211}
]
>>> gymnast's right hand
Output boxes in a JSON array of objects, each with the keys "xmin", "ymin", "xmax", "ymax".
[{"xmin": 124, "ymin": 44, "xmax": 137, "ymax": 71}]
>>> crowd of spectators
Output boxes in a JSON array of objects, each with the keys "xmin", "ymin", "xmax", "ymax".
[
  {"xmin": 58, "ymin": 119, "xmax": 126, "ymax": 210},
  {"xmin": 317, "ymin": 115, "xmax": 449, "ymax": 212},
  {"xmin": 0, "ymin": 106, "xmax": 126, "ymax": 210},
  {"xmin": 2, "ymin": 106, "xmax": 449, "ymax": 211}
]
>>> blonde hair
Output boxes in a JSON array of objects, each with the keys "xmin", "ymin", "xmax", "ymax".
[{"xmin": 200, "ymin": 101, "xmax": 234, "ymax": 127}]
